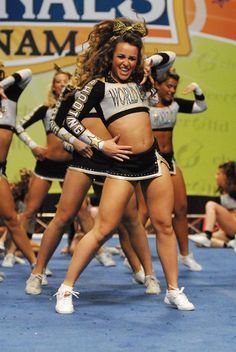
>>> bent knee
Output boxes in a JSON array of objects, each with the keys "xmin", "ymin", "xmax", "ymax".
[
  {"xmin": 121, "ymin": 216, "xmax": 140, "ymax": 229},
  {"xmin": 3, "ymin": 213, "xmax": 20, "ymax": 228},
  {"xmin": 92, "ymin": 222, "xmax": 114, "ymax": 245},
  {"xmin": 205, "ymin": 201, "xmax": 218, "ymax": 211},
  {"xmin": 152, "ymin": 219, "xmax": 173, "ymax": 236},
  {"xmin": 53, "ymin": 211, "xmax": 75, "ymax": 230}
]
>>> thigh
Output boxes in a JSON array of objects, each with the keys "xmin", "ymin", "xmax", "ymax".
[
  {"xmin": 123, "ymin": 191, "xmax": 139, "ymax": 222},
  {"xmin": 97, "ymin": 177, "xmax": 135, "ymax": 230},
  {"xmin": 0, "ymin": 177, "xmax": 16, "ymax": 218},
  {"xmin": 142, "ymin": 163, "xmax": 174, "ymax": 225},
  {"xmin": 215, "ymin": 205, "xmax": 236, "ymax": 234},
  {"xmin": 172, "ymin": 166, "xmax": 188, "ymax": 213},
  {"xmin": 24, "ymin": 175, "xmax": 52, "ymax": 210},
  {"xmin": 135, "ymin": 182, "xmax": 148, "ymax": 218},
  {"xmin": 0, "ymin": 130, "xmax": 13, "ymax": 161},
  {"xmin": 56, "ymin": 169, "xmax": 92, "ymax": 218}
]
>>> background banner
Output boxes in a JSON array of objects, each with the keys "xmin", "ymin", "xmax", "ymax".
[{"xmin": 1, "ymin": 0, "xmax": 235, "ymax": 196}]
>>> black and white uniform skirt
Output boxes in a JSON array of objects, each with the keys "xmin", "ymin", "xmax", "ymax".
[
  {"xmin": 160, "ymin": 152, "xmax": 176, "ymax": 175},
  {"xmin": 107, "ymin": 141, "xmax": 167, "ymax": 181},
  {"xmin": 68, "ymin": 148, "xmax": 110, "ymax": 178},
  {"xmin": 34, "ymin": 158, "xmax": 69, "ymax": 182}
]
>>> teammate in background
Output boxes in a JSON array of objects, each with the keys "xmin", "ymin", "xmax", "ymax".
[
  {"xmin": 137, "ymin": 68, "xmax": 207, "ymax": 271},
  {"xmin": 15, "ymin": 66, "xmax": 72, "ymax": 235},
  {"xmin": 16, "ymin": 66, "xmax": 115, "ymax": 270},
  {"xmin": 189, "ymin": 161, "xmax": 236, "ymax": 249},
  {"xmin": 0, "ymin": 63, "xmax": 37, "ymax": 269}
]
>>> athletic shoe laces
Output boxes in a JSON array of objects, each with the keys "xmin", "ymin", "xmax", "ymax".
[{"xmin": 54, "ymin": 287, "xmax": 80, "ymax": 299}]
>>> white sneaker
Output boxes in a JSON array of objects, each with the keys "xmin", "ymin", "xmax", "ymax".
[
  {"xmin": 123, "ymin": 257, "xmax": 132, "ymax": 271},
  {"xmin": 42, "ymin": 274, "xmax": 48, "ymax": 286},
  {"xmin": 0, "ymin": 271, "xmax": 5, "ymax": 282},
  {"xmin": 1, "ymin": 253, "xmax": 16, "ymax": 267},
  {"xmin": 144, "ymin": 275, "xmax": 161, "ymax": 295},
  {"xmin": 45, "ymin": 266, "xmax": 53, "ymax": 276},
  {"xmin": 54, "ymin": 284, "xmax": 80, "ymax": 314},
  {"xmin": 227, "ymin": 235, "xmax": 236, "ymax": 253},
  {"xmin": 179, "ymin": 253, "xmax": 202, "ymax": 271},
  {"xmin": 164, "ymin": 287, "xmax": 195, "ymax": 311},
  {"xmin": 95, "ymin": 251, "xmax": 116, "ymax": 267},
  {"xmin": 119, "ymin": 249, "xmax": 125, "ymax": 258},
  {"xmin": 106, "ymin": 246, "xmax": 122, "ymax": 255},
  {"xmin": 25, "ymin": 273, "xmax": 43, "ymax": 295},
  {"xmin": 188, "ymin": 233, "xmax": 211, "ymax": 247},
  {"xmin": 15, "ymin": 256, "xmax": 26, "ymax": 265},
  {"xmin": 133, "ymin": 267, "xmax": 145, "ymax": 284}
]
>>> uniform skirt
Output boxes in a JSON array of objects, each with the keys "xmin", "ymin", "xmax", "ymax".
[
  {"xmin": 34, "ymin": 158, "xmax": 69, "ymax": 181},
  {"xmin": 107, "ymin": 142, "xmax": 166, "ymax": 181},
  {"xmin": 68, "ymin": 148, "xmax": 110, "ymax": 177}
]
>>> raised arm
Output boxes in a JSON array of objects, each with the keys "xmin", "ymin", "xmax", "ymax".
[
  {"xmin": 147, "ymin": 51, "xmax": 176, "ymax": 70},
  {"xmin": 0, "ymin": 68, "xmax": 32, "ymax": 91},
  {"xmin": 182, "ymin": 82, "xmax": 207, "ymax": 113},
  {"xmin": 142, "ymin": 51, "xmax": 176, "ymax": 84}
]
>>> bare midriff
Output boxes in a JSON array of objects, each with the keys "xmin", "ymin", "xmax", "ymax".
[
  {"xmin": 153, "ymin": 130, "xmax": 173, "ymax": 154},
  {"xmin": 107, "ymin": 111, "xmax": 154, "ymax": 154},
  {"xmin": 0, "ymin": 129, "xmax": 13, "ymax": 162}
]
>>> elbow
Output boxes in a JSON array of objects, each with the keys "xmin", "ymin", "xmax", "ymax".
[
  {"xmin": 15, "ymin": 124, "xmax": 22, "ymax": 135},
  {"xmin": 166, "ymin": 51, "xmax": 176, "ymax": 65},
  {"xmin": 158, "ymin": 51, "xmax": 176, "ymax": 65},
  {"xmin": 18, "ymin": 68, "xmax": 32, "ymax": 82}
]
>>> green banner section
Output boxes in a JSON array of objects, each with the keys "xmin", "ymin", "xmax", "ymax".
[{"xmin": 174, "ymin": 36, "xmax": 235, "ymax": 196}]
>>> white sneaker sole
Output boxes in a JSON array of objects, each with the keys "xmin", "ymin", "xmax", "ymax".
[
  {"xmin": 25, "ymin": 287, "xmax": 42, "ymax": 295},
  {"xmin": 1, "ymin": 263, "xmax": 14, "ymax": 268},
  {"xmin": 55, "ymin": 306, "xmax": 74, "ymax": 314},
  {"xmin": 145, "ymin": 285, "xmax": 161, "ymax": 295},
  {"xmin": 164, "ymin": 297, "xmax": 195, "ymax": 311},
  {"xmin": 180, "ymin": 262, "xmax": 202, "ymax": 272}
]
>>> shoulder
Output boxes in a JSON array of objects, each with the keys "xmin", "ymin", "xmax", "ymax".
[
  {"xmin": 39, "ymin": 104, "xmax": 48, "ymax": 111},
  {"xmin": 35, "ymin": 105, "xmax": 49, "ymax": 115},
  {"xmin": 79, "ymin": 79, "xmax": 104, "ymax": 98}
]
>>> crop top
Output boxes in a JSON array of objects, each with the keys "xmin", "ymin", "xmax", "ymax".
[
  {"xmin": 0, "ymin": 69, "xmax": 32, "ymax": 131},
  {"xmin": 50, "ymin": 51, "xmax": 176, "ymax": 147},
  {"xmin": 59, "ymin": 79, "xmax": 148, "ymax": 137},
  {"xmin": 220, "ymin": 194, "xmax": 236, "ymax": 210},
  {"xmin": 149, "ymin": 96, "xmax": 207, "ymax": 131},
  {"xmin": 51, "ymin": 80, "xmax": 149, "ymax": 143}
]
